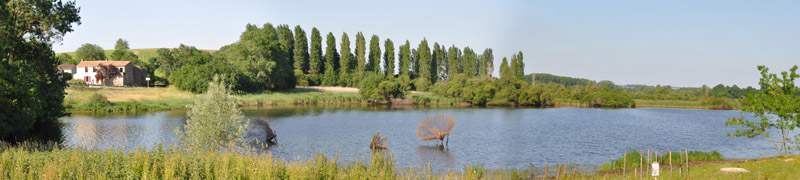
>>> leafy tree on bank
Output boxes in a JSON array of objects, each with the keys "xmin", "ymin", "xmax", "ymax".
[
  {"xmin": 448, "ymin": 45, "xmax": 462, "ymax": 77},
  {"xmin": 462, "ymin": 47, "xmax": 478, "ymax": 77},
  {"xmin": 383, "ymin": 38, "xmax": 395, "ymax": 76},
  {"xmin": 322, "ymin": 32, "xmax": 339, "ymax": 86},
  {"xmin": 481, "ymin": 48, "xmax": 493, "ymax": 78},
  {"xmin": 415, "ymin": 39, "xmax": 433, "ymax": 91},
  {"xmin": 398, "ymin": 40, "xmax": 411, "ymax": 78},
  {"xmin": 367, "ymin": 35, "xmax": 381, "ymax": 73},
  {"xmin": 293, "ymin": 25, "xmax": 309, "ymax": 73},
  {"xmin": 356, "ymin": 32, "xmax": 366, "ymax": 76},
  {"xmin": 358, "ymin": 72, "xmax": 406, "ymax": 104},
  {"xmin": 0, "ymin": 0, "xmax": 80, "ymax": 142},
  {"xmin": 109, "ymin": 38, "xmax": 139, "ymax": 62},
  {"xmin": 309, "ymin": 27, "xmax": 323, "ymax": 85},
  {"xmin": 277, "ymin": 25, "xmax": 294, "ymax": 71},
  {"xmin": 726, "ymin": 65, "xmax": 800, "ymax": 157},
  {"xmin": 339, "ymin": 32, "xmax": 353, "ymax": 86},
  {"xmin": 213, "ymin": 23, "xmax": 295, "ymax": 91},
  {"xmin": 75, "ymin": 43, "xmax": 106, "ymax": 60},
  {"xmin": 511, "ymin": 51, "xmax": 524, "ymax": 80},
  {"xmin": 179, "ymin": 75, "xmax": 251, "ymax": 150}
]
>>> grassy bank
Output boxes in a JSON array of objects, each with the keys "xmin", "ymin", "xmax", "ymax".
[{"xmin": 1, "ymin": 143, "xmax": 797, "ymax": 179}]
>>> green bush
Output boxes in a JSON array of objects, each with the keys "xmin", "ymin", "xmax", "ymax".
[
  {"xmin": 701, "ymin": 97, "xmax": 733, "ymax": 110},
  {"xmin": 581, "ymin": 88, "xmax": 636, "ymax": 108},
  {"xmin": 88, "ymin": 93, "xmax": 109, "ymax": 104},
  {"xmin": 67, "ymin": 79, "xmax": 86, "ymax": 84}
]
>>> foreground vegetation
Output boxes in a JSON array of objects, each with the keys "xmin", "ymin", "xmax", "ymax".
[{"xmin": 1, "ymin": 143, "xmax": 798, "ymax": 179}]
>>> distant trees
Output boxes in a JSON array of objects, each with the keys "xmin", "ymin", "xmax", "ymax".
[
  {"xmin": 356, "ymin": 32, "xmax": 366, "ymax": 76},
  {"xmin": 109, "ymin": 38, "xmax": 138, "ymax": 62},
  {"xmin": 322, "ymin": 32, "xmax": 339, "ymax": 86},
  {"xmin": 726, "ymin": 65, "xmax": 799, "ymax": 157},
  {"xmin": 383, "ymin": 38, "xmax": 395, "ymax": 76},
  {"xmin": 309, "ymin": 27, "xmax": 323, "ymax": 85},
  {"xmin": 416, "ymin": 115, "xmax": 456, "ymax": 146},
  {"xmin": 339, "ymin": 32, "xmax": 354, "ymax": 86},
  {"xmin": 293, "ymin": 26, "xmax": 309, "ymax": 74},
  {"xmin": 398, "ymin": 41, "xmax": 411, "ymax": 78},
  {"xmin": 367, "ymin": 35, "xmax": 381, "ymax": 73},
  {"xmin": 76, "ymin": 43, "xmax": 106, "ymax": 60}
]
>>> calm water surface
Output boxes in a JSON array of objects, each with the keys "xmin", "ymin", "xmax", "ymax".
[{"xmin": 60, "ymin": 106, "xmax": 776, "ymax": 171}]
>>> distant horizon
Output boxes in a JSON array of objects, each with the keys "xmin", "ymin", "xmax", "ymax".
[{"xmin": 54, "ymin": 0, "xmax": 799, "ymax": 87}]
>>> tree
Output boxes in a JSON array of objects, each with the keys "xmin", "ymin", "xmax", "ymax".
[
  {"xmin": 434, "ymin": 43, "xmax": 448, "ymax": 80},
  {"xmin": 499, "ymin": 57, "xmax": 511, "ymax": 81},
  {"xmin": 481, "ymin": 48, "xmax": 493, "ymax": 78},
  {"xmin": 398, "ymin": 40, "xmax": 411, "ymax": 78},
  {"xmin": 383, "ymin": 38, "xmax": 395, "ymax": 76},
  {"xmin": 1, "ymin": 0, "xmax": 80, "ymax": 141},
  {"xmin": 75, "ymin": 43, "xmax": 106, "ymax": 60},
  {"xmin": 277, "ymin": 24, "xmax": 294, "ymax": 70},
  {"xmin": 339, "ymin": 32, "xmax": 353, "ymax": 86},
  {"xmin": 179, "ymin": 75, "xmax": 251, "ymax": 150},
  {"xmin": 356, "ymin": 32, "xmax": 366, "ymax": 76},
  {"xmin": 56, "ymin": 53, "xmax": 76, "ymax": 64},
  {"xmin": 462, "ymin": 47, "xmax": 478, "ymax": 77},
  {"xmin": 293, "ymin": 25, "xmax": 309, "ymax": 73},
  {"xmin": 726, "ymin": 65, "xmax": 800, "ymax": 157},
  {"xmin": 94, "ymin": 64, "xmax": 120, "ymax": 86},
  {"xmin": 309, "ymin": 27, "xmax": 323, "ymax": 84},
  {"xmin": 216, "ymin": 24, "xmax": 295, "ymax": 91},
  {"xmin": 511, "ymin": 51, "xmax": 525, "ymax": 80},
  {"xmin": 367, "ymin": 34, "xmax": 381, "ymax": 72},
  {"xmin": 415, "ymin": 115, "xmax": 456, "ymax": 145},
  {"xmin": 109, "ymin": 38, "xmax": 138, "ymax": 62},
  {"xmin": 417, "ymin": 39, "xmax": 432, "ymax": 83},
  {"xmin": 114, "ymin": 38, "xmax": 129, "ymax": 50},
  {"xmin": 448, "ymin": 45, "xmax": 462, "ymax": 77},
  {"xmin": 322, "ymin": 32, "xmax": 339, "ymax": 86}
]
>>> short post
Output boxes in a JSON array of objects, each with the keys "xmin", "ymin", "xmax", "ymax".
[
  {"xmin": 544, "ymin": 162, "xmax": 548, "ymax": 179},
  {"xmin": 146, "ymin": 77, "xmax": 150, "ymax": 87},
  {"xmin": 669, "ymin": 151, "xmax": 672, "ymax": 178},
  {"xmin": 686, "ymin": 149, "xmax": 689, "ymax": 178},
  {"xmin": 623, "ymin": 152, "xmax": 626, "ymax": 176}
]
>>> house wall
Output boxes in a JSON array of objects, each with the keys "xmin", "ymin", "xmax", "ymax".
[{"xmin": 73, "ymin": 63, "xmax": 147, "ymax": 86}]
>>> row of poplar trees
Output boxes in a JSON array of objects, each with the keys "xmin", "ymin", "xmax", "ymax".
[{"xmin": 283, "ymin": 24, "xmax": 526, "ymax": 89}]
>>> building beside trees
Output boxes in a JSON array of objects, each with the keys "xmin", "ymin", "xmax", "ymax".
[{"xmin": 70, "ymin": 60, "xmax": 147, "ymax": 86}]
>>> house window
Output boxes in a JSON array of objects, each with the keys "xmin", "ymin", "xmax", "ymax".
[
  {"xmin": 92, "ymin": 67, "xmax": 96, "ymax": 72},
  {"xmin": 85, "ymin": 67, "xmax": 88, "ymax": 72},
  {"xmin": 119, "ymin": 67, "xmax": 123, "ymax": 72}
]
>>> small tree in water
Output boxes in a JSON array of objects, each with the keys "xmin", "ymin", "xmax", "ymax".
[
  {"xmin": 726, "ymin": 65, "xmax": 799, "ymax": 157},
  {"xmin": 416, "ymin": 115, "xmax": 456, "ymax": 145},
  {"xmin": 179, "ymin": 75, "xmax": 250, "ymax": 150}
]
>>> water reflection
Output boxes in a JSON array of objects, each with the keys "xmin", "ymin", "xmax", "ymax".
[{"xmin": 416, "ymin": 145, "xmax": 455, "ymax": 171}]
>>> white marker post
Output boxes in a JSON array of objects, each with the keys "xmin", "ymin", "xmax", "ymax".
[
  {"xmin": 651, "ymin": 161, "xmax": 660, "ymax": 179},
  {"xmin": 146, "ymin": 77, "xmax": 150, "ymax": 87}
]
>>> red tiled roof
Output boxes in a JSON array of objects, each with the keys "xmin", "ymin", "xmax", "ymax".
[
  {"xmin": 77, "ymin": 60, "xmax": 131, "ymax": 67},
  {"xmin": 57, "ymin": 64, "xmax": 75, "ymax": 70}
]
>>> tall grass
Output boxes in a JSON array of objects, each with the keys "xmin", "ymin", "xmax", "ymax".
[{"xmin": 598, "ymin": 150, "xmax": 724, "ymax": 171}]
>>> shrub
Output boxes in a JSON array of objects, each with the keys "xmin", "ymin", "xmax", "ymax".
[
  {"xmin": 370, "ymin": 131, "xmax": 388, "ymax": 149},
  {"xmin": 415, "ymin": 115, "xmax": 456, "ymax": 145},
  {"xmin": 88, "ymin": 93, "xmax": 109, "ymax": 104},
  {"xmin": 68, "ymin": 79, "xmax": 86, "ymax": 84},
  {"xmin": 581, "ymin": 88, "xmax": 636, "ymax": 108},
  {"xmin": 178, "ymin": 75, "xmax": 251, "ymax": 150},
  {"xmin": 701, "ymin": 97, "xmax": 733, "ymax": 110}
]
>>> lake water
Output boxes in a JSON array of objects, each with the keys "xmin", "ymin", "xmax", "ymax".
[{"xmin": 60, "ymin": 106, "xmax": 778, "ymax": 171}]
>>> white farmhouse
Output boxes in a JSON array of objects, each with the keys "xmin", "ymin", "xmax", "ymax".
[{"xmin": 69, "ymin": 59, "xmax": 147, "ymax": 86}]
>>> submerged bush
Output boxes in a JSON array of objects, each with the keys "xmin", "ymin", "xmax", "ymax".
[
  {"xmin": 179, "ymin": 75, "xmax": 251, "ymax": 150},
  {"xmin": 370, "ymin": 131, "xmax": 388, "ymax": 149},
  {"xmin": 415, "ymin": 115, "xmax": 456, "ymax": 145}
]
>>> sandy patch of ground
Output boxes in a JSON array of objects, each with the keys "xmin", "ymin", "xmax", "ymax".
[{"xmin": 295, "ymin": 86, "xmax": 360, "ymax": 92}]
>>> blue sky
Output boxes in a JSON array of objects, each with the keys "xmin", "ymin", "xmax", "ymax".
[{"xmin": 54, "ymin": 0, "xmax": 799, "ymax": 87}]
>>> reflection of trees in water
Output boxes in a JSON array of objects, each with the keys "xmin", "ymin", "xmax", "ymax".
[{"xmin": 416, "ymin": 145, "xmax": 455, "ymax": 171}]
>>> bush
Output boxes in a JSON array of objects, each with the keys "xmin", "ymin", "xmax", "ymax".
[
  {"xmin": 701, "ymin": 97, "xmax": 733, "ymax": 110},
  {"xmin": 370, "ymin": 131, "xmax": 388, "ymax": 149},
  {"xmin": 179, "ymin": 75, "xmax": 251, "ymax": 150},
  {"xmin": 88, "ymin": 93, "xmax": 109, "ymax": 104},
  {"xmin": 581, "ymin": 88, "xmax": 636, "ymax": 108},
  {"xmin": 415, "ymin": 115, "xmax": 456, "ymax": 145},
  {"xmin": 68, "ymin": 79, "xmax": 86, "ymax": 84}
]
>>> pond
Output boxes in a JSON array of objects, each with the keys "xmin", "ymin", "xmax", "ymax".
[{"xmin": 60, "ymin": 106, "xmax": 778, "ymax": 171}]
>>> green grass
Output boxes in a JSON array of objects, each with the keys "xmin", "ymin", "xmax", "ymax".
[{"xmin": 598, "ymin": 150, "xmax": 724, "ymax": 171}]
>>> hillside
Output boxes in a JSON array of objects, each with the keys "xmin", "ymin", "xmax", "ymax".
[{"xmin": 57, "ymin": 48, "xmax": 216, "ymax": 63}]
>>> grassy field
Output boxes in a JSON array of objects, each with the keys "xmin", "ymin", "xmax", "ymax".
[{"xmin": 1, "ymin": 142, "xmax": 797, "ymax": 179}]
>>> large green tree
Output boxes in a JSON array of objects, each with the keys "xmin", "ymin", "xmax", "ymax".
[
  {"xmin": 726, "ymin": 65, "xmax": 800, "ymax": 157},
  {"xmin": 434, "ymin": 43, "xmax": 448, "ymax": 80},
  {"xmin": 322, "ymin": 32, "xmax": 339, "ymax": 86},
  {"xmin": 109, "ymin": 38, "xmax": 138, "ymax": 62},
  {"xmin": 215, "ymin": 23, "xmax": 295, "ymax": 91},
  {"xmin": 481, "ymin": 48, "xmax": 493, "ymax": 78},
  {"xmin": 293, "ymin": 25, "xmax": 309, "ymax": 73},
  {"xmin": 1, "ymin": 0, "xmax": 80, "ymax": 141},
  {"xmin": 511, "ymin": 51, "xmax": 525, "ymax": 80},
  {"xmin": 448, "ymin": 45, "xmax": 462, "ymax": 77},
  {"xmin": 367, "ymin": 35, "xmax": 381, "ymax": 73},
  {"xmin": 383, "ymin": 38, "xmax": 394, "ymax": 76},
  {"xmin": 75, "ymin": 43, "xmax": 105, "ymax": 61},
  {"xmin": 355, "ymin": 32, "xmax": 366, "ymax": 76},
  {"xmin": 462, "ymin": 47, "xmax": 478, "ymax": 77},
  {"xmin": 339, "ymin": 32, "xmax": 353, "ymax": 86},
  {"xmin": 277, "ymin": 25, "xmax": 294, "ymax": 70},
  {"xmin": 398, "ymin": 40, "xmax": 411, "ymax": 78},
  {"xmin": 309, "ymin": 27, "xmax": 323, "ymax": 84}
]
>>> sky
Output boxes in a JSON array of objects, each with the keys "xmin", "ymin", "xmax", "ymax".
[{"xmin": 54, "ymin": 0, "xmax": 800, "ymax": 87}]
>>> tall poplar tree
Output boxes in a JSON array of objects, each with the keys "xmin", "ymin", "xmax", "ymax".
[
  {"xmin": 417, "ymin": 39, "xmax": 432, "ymax": 83},
  {"xmin": 309, "ymin": 27, "xmax": 323, "ymax": 85},
  {"xmin": 339, "ymin": 32, "xmax": 352, "ymax": 86},
  {"xmin": 512, "ymin": 51, "xmax": 524, "ymax": 80},
  {"xmin": 277, "ymin": 25, "xmax": 294, "ymax": 69},
  {"xmin": 411, "ymin": 48, "xmax": 418, "ymax": 79},
  {"xmin": 322, "ymin": 32, "xmax": 339, "ymax": 86},
  {"xmin": 383, "ymin": 38, "xmax": 395, "ymax": 76},
  {"xmin": 448, "ymin": 45, "xmax": 462, "ymax": 77},
  {"xmin": 434, "ymin": 43, "xmax": 448, "ymax": 80},
  {"xmin": 481, "ymin": 48, "xmax": 494, "ymax": 78},
  {"xmin": 462, "ymin": 47, "xmax": 478, "ymax": 77},
  {"xmin": 293, "ymin": 25, "xmax": 309, "ymax": 73},
  {"xmin": 356, "ymin": 32, "xmax": 366, "ymax": 76},
  {"xmin": 367, "ymin": 35, "xmax": 381, "ymax": 72},
  {"xmin": 398, "ymin": 40, "xmax": 411, "ymax": 77}
]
